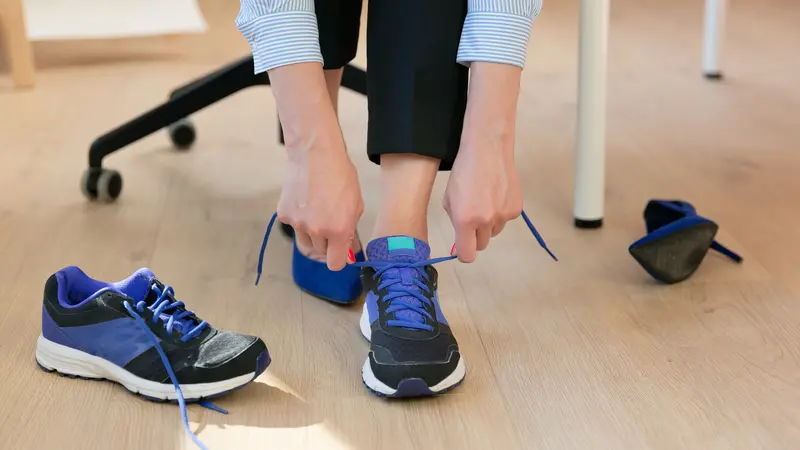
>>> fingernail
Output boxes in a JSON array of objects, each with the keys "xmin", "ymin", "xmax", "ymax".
[
  {"xmin": 450, "ymin": 243, "xmax": 457, "ymax": 256},
  {"xmin": 348, "ymin": 248, "xmax": 356, "ymax": 263}
]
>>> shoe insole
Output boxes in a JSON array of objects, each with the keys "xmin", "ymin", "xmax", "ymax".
[{"xmin": 643, "ymin": 200, "xmax": 695, "ymax": 234}]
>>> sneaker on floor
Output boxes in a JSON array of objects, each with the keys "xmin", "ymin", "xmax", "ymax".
[
  {"xmin": 36, "ymin": 267, "xmax": 270, "ymax": 447},
  {"xmin": 357, "ymin": 236, "xmax": 465, "ymax": 398}
]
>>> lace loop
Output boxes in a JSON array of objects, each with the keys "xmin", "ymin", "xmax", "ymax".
[
  {"xmin": 140, "ymin": 285, "xmax": 208, "ymax": 342},
  {"xmin": 353, "ymin": 257, "xmax": 456, "ymax": 331}
]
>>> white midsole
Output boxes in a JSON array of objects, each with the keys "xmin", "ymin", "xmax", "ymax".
[
  {"xmin": 359, "ymin": 305, "xmax": 466, "ymax": 395},
  {"xmin": 359, "ymin": 304, "xmax": 372, "ymax": 341},
  {"xmin": 35, "ymin": 335, "xmax": 255, "ymax": 399}
]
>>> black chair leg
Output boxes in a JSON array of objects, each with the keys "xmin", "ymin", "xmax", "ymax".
[
  {"xmin": 169, "ymin": 58, "xmax": 270, "ymax": 100},
  {"xmin": 88, "ymin": 57, "xmax": 264, "ymax": 170}
]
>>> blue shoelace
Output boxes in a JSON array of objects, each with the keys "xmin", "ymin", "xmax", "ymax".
[
  {"xmin": 710, "ymin": 241, "xmax": 742, "ymax": 263},
  {"xmin": 352, "ymin": 255, "xmax": 457, "ymax": 331},
  {"xmin": 255, "ymin": 210, "xmax": 557, "ymax": 331},
  {"xmin": 123, "ymin": 284, "xmax": 226, "ymax": 450}
]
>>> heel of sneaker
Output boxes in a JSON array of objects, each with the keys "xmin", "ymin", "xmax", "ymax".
[{"xmin": 35, "ymin": 335, "xmax": 105, "ymax": 379}]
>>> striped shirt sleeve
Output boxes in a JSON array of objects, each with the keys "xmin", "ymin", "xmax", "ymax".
[
  {"xmin": 235, "ymin": 0, "xmax": 323, "ymax": 74},
  {"xmin": 457, "ymin": 0, "xmax": 543, "ymax": 69}
]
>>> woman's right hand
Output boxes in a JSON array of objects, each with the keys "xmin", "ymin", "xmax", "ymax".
[
  {"xmin": 269, "ymin": 63, "xmax": 364, "ymax": 271},
  {"xmin": 278, "ymin": 140, "xmax": 363, "ymax": 272}
]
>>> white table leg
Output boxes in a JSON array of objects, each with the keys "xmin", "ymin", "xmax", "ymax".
[
  {"xmin": 574, "ymin": 0, "xmax": 610, "ymax": 228},
  {"xmin": 702, "ymin": 0, "xmax": 727, "ymax": 79}
]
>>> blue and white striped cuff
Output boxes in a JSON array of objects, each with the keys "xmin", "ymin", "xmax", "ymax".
[
  {"xmin": 456, "ymin": 11, "xmax": 534, "ymax": 69},
  {"xmin": 236, "ymin": 11, "xmax": 323, "ymax": 74}
]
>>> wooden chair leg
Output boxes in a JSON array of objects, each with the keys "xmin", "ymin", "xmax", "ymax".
[{"xmin": 0, "ymin": 0, "xmax": 36, "ymax": 88}]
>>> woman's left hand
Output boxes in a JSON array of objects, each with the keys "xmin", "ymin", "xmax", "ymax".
[
  {"xmin": 443, "ymin": 62, "xmax": 525, "ymax": 263},
  {"xmin": 444, "ymin": 131, "xmax": 523, "ymax": 263}
]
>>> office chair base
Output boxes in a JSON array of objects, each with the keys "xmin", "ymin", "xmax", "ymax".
[
  {"xmin": 81, "ymin": 168, "xmax": 123, "ymax": 202},
  {"xmin": 168, "ymin": 119, "xmax": 196, "ymax": 150},
  {"xmin": 83, "ymin": 56, "xmax": 367, "ymax": 203}
]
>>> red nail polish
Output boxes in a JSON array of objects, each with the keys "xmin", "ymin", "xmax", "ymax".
[
  {"xmin": 450, "ymin": 243, "xmax": 457, "ymax": 256},
  {"xmin": 348, "ymin": 248, "xmax": 355, "ymax": 263}
]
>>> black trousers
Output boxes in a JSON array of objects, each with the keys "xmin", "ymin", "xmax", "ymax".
[{"xmin": 316, "ymin": 0, "xmax": 469, "ymax": 171}]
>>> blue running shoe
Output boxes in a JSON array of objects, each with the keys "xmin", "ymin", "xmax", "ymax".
[
  {"xmin": 36, "ymin": 267, "xmax": 270, "ymax": 449},
  {"xmin": 256, "ymin": 213, "xmax": 365, "ymax": 304},
  {"xmin": 355, "ymin": 211, "xmax": 557, "ymax": 398}
]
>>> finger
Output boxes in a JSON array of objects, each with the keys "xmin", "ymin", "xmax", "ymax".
[
  {"xmin": 454, "ymin": 224, "xmax": 478, "ymax": 263},
  {"xmin": 476, "ymin": 226, "xmax": 492, "ymax": 251},
  {"xmin": 295, "ymin": 230, "xmax": 314, "ymax": 252},
  {"xmin": 310, "ymin": 234, "xmax": 328, "ymax": 261},
  {"xmin": 505, "ymin": 208, "xmax": 522, "ymax": 221},
  {"xmin": 491, "ymin": 221, "xmax": 506, "ymax": 237},
  {"xmin": 325, "ymin": 234, "xmax": 350, "ymax": 271}
]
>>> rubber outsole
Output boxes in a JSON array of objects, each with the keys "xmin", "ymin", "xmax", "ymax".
[
  {"xmin": 36, "ymin": 349, "xmax": 271, "ymax": 404},
  {"xmin": 362, "ymin": 375, "xmax": 465, "ymax": 398}
]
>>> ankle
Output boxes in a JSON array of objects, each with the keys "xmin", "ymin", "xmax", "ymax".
[
  {"xmin": 372, "ymin": 154, "xmax": 437, "ymax": 245},
  {"xmin": 370, "ymin": 232, "xmax": 428, "ymax": 244},
  {"xmin": 371, "ymin": 223, "xmax": 428, "ymax": 244}
]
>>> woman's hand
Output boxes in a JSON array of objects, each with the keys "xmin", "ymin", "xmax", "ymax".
[
  {"xmin": 444, "ymin": 137, "xmax": 523, "ymax": 263},
  {"xmin": 269, "ymin": 63, "xmax": 364, "ymax": 271},
  {"xmin": 279, "ymin": 142, "xmax": 363, "ymax": 271},
  {"xmin": 444, "ymin": 62, "xmax": 524, "ymax": 263}
]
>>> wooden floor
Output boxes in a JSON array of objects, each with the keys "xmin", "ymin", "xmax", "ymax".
[{"xmin": 1, "ymin": 0, "xmax": 800, "ymax": 448}]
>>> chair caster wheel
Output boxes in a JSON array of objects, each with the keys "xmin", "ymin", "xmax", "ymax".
[
  {"xmin": 81, "ymin": 168, "xmax": 123, "ymax": 202},
  {"xmin": 168, "ymin": 118, "xmax": 196, "ymax": 150},
  {"xmin": 280, "ymin": 222, "xmax": 294, "ymax": 238}
]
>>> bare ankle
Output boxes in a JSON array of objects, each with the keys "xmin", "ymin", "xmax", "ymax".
[{"xmin": 372, "ymin": 154, "xmax": 438, "ymax": 244}]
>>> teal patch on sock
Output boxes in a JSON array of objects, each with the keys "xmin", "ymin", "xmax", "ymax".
[{"xmin": 387, "ymin": 236, "xmax": 415, "ymax": 251}]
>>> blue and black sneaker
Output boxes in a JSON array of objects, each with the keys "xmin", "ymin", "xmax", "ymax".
[
  {"xmin": 356, "ymin": 236, "xmax": 465, "ymax": 397},
  {"xmin": 36, "ymin": 267, "xmax": 270, "ymax": 448},
  {"xmin": 355, "ymin": 212, "xmax": 557, "ymax": 398}
]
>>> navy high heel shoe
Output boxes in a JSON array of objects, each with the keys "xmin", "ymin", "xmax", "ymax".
[
  {"xmin": 257, "ymin": 215, "xmax": 366, "ymax": 304},
  {"xmin": 628, "ymin": 200, "xmax": 742, "ymax": 284}
]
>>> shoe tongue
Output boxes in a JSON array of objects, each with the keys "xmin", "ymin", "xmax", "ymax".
[
  {"xmin": 366, "ymin": 236, "xmax": 431, "ymax": 327},
  {"xmin": 366, "ymin": 236, "xmax": 430, "ymax": 262}
]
